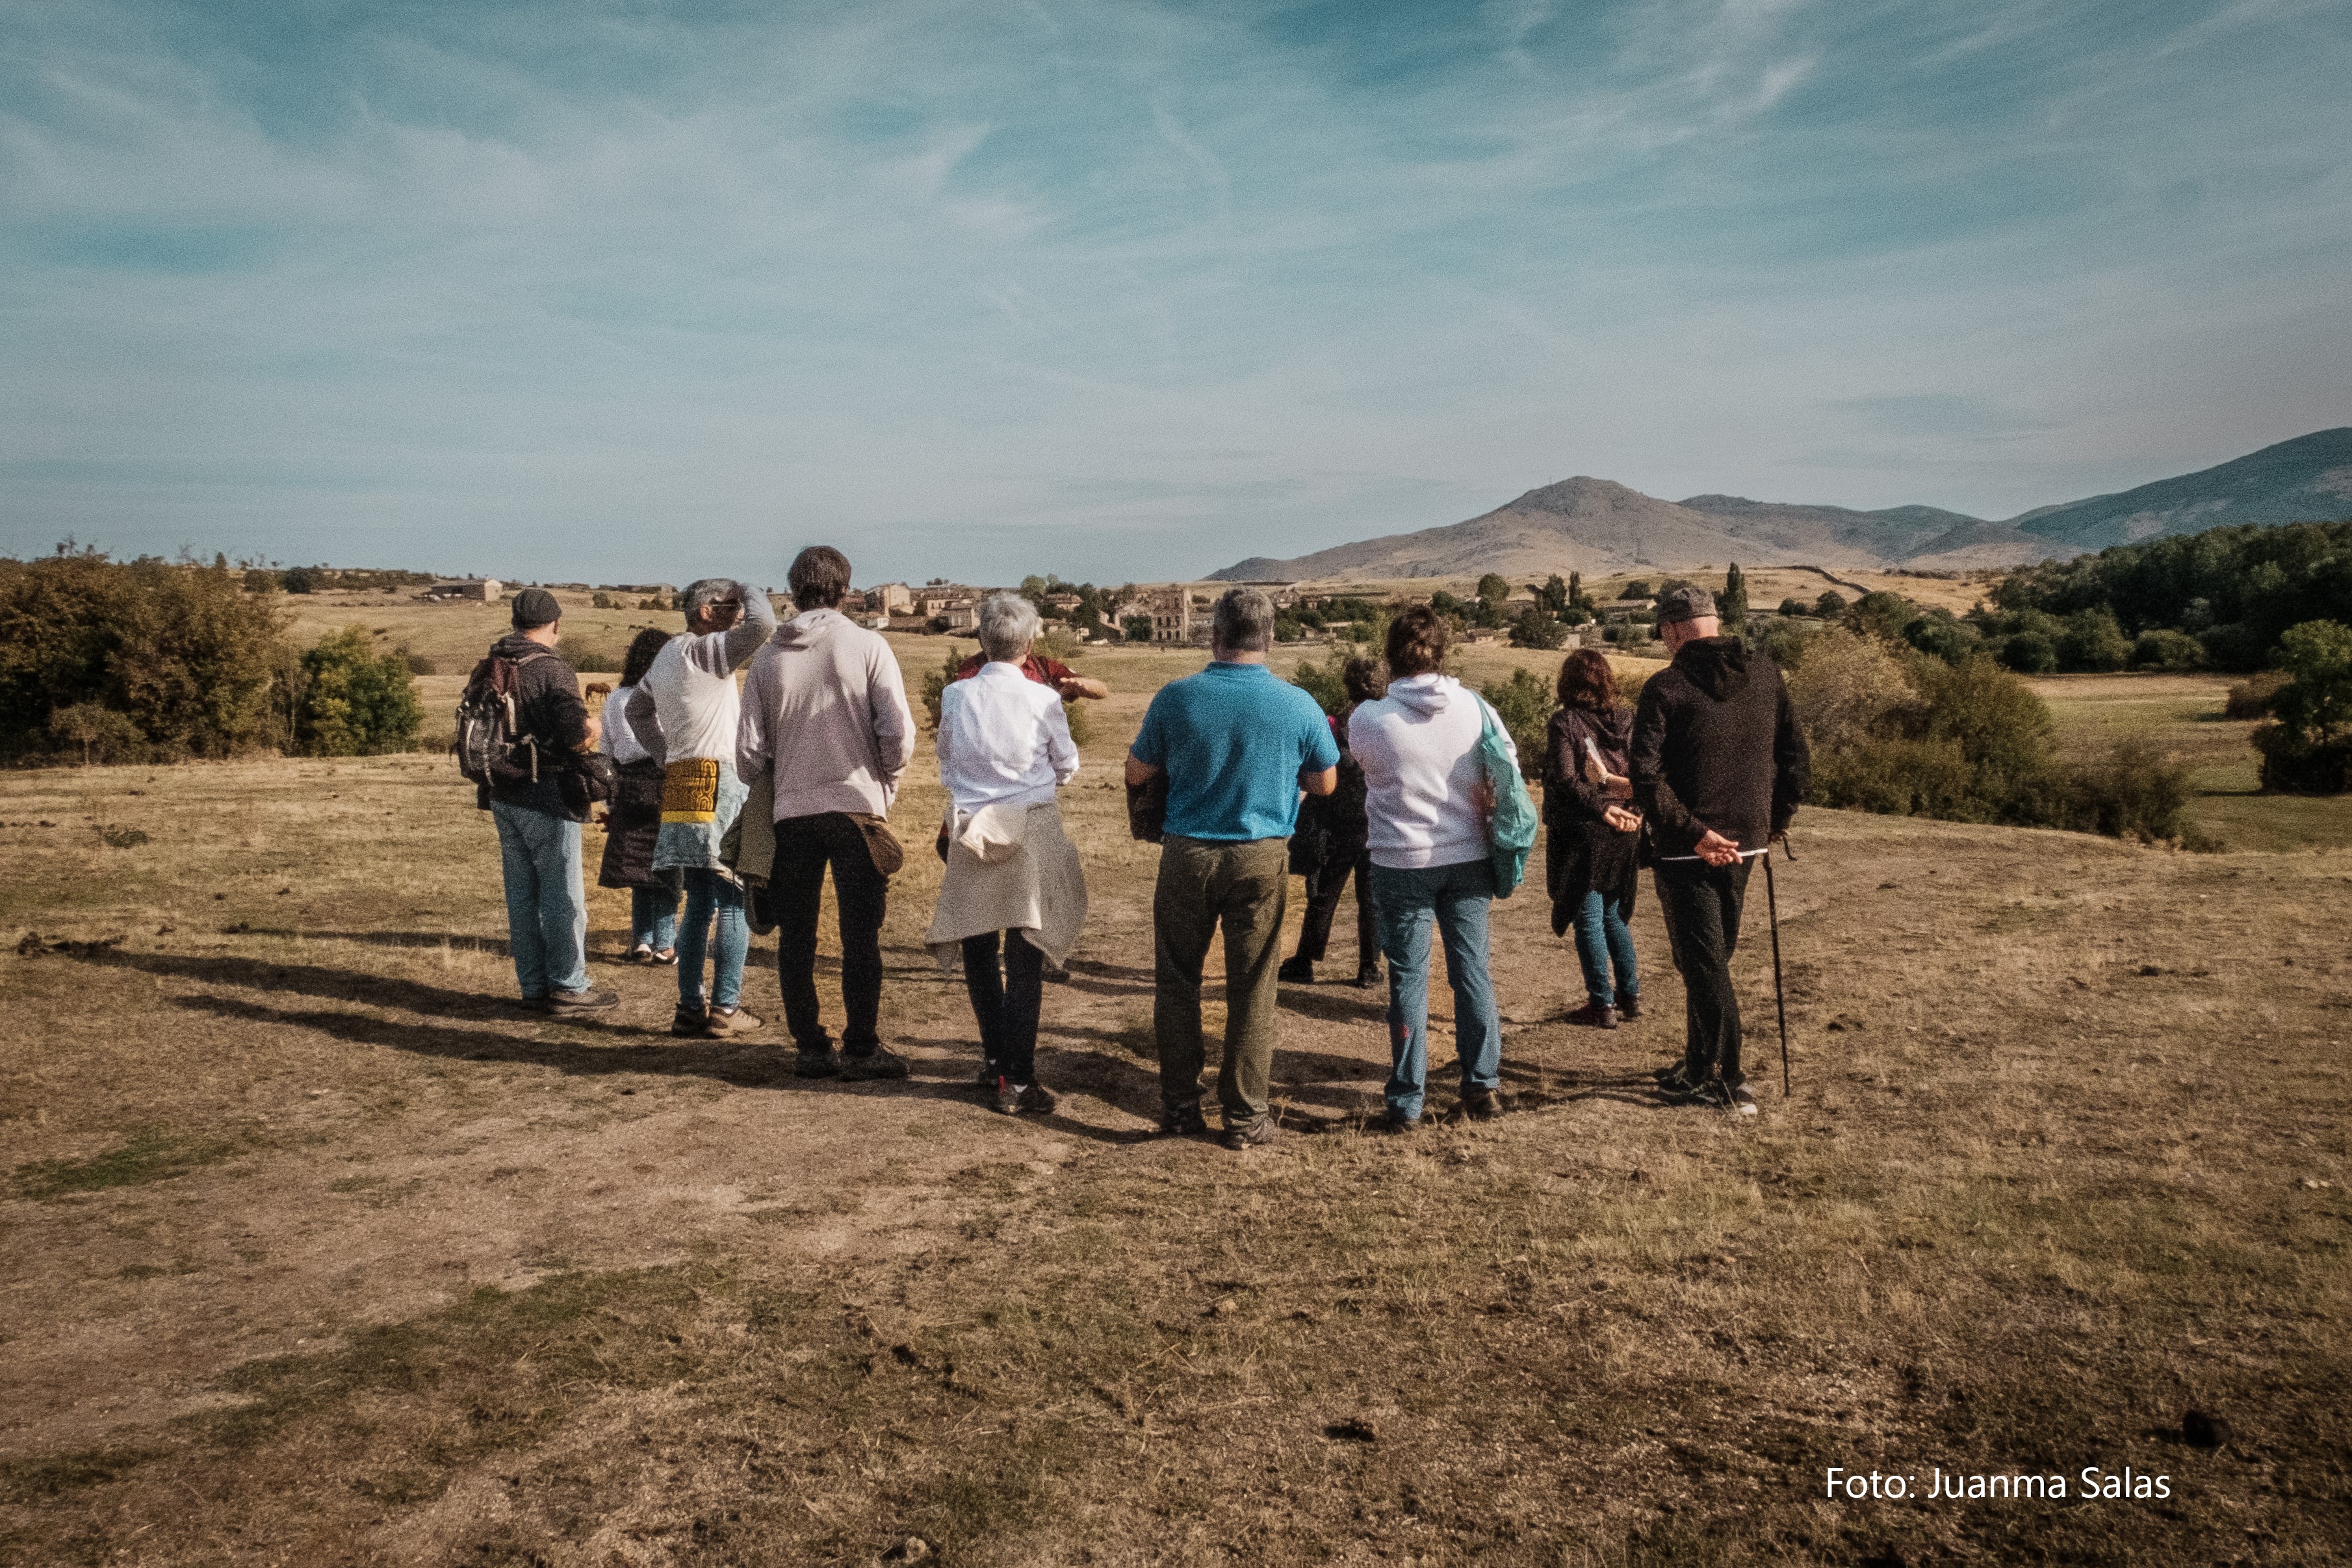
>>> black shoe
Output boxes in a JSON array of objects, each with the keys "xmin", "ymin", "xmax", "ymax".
[
  {"xmin": 547, "ymin": 987, "xmax": 619, "ymax": 1014},
  {"xmin": 1352, "ymin": 965, "xmax": 1382, "ymax": 989},
  {"xmin": 1461, "ymin": 1088, "xmax": 1503, "ymax": 1121},
  {"xmin": 794, "ymin": 1046, "xmax": 840, "ymax": 1079},
  {"xmin": 1367, "ymin": 1108, "xmax": 1420, "ymax": 1135},
  {"xmin": 1654, "ymin": 1061, "xmax": 1696, "ymax": 1086},
  {"xmin": 671, "ymin": 1005, "xmax": 709, "ymax": 1037},
  {"xmin": 1221, "ymin": 1116, "xmax": 1282, "ymax": 1151},
  {"xmin": 995, "ymin": 1080, "xmax": 1057, "ymax": 1116},
  {"xmin": 1277, "ymin": 957, "xmax": 1315, "ymax": 984},
  {"xmin": 1670, "ymin": 1076, "xmax": 1731, "ymax": 1109},
  {"xmin": 1656, "ymin": 1065, "xmax": 1705, "ymax": 1099},
  {"xmin": 838, "ymin": 1045, "xmax": 911, "ymax": 1081},
  {"xmin": 1563, "ymin": 1001, "xmax": 1617, "ymax": 1029},
  {"xmin": 1617, "ymin": 993, "xmax": 1643, "ymax": 1021},
  {"xmin": 1157, "ymin": 1104, "xmax": 1208, "ymax": 1137}
]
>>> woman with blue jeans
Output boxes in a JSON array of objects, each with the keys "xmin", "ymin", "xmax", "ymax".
[
  {"xmin": 1347, "ymin": 605, "xmax": 1515, "ymax": 1130},
  {"xmin": 598, "ymin": 629, "xmax": 683, "ymax": 964},
  {"xmin": 1544, "ymin": 649, "xmax": 1642, "ymax": 1027}
]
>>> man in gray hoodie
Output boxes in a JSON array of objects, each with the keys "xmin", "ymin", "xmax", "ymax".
[{"xmin": 737, "ymin": 546, "xmax": 918, "ymax": 1079}]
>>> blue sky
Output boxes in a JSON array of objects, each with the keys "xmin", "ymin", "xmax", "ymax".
[{"xmin": 3, "ymin": 0, "xmax": 2347, "ymax": 585}]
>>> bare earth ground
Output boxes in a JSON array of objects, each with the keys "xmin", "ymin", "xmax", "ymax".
[{"xmin": 3, "ymin": 643, "xmax": 2348, "ymax": 1565}]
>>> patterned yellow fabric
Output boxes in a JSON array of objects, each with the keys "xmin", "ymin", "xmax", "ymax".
[{"xmin": 660, "ymin": 758, "xmax": 721, "ymax": 823}]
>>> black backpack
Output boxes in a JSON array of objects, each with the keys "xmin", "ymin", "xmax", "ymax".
[{"xmin": 454, "ymin": 647, "xmax": 558, "ymax": 789}]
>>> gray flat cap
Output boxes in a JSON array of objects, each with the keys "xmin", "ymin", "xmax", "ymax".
[{"xmin": 1653, "ymin": 583, "xmax": 1718, "ymax": 626}]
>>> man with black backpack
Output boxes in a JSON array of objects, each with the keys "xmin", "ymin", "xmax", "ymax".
[{"xmin": 461, "ymin": 587, "xmax": 619, "ymax": 1014}]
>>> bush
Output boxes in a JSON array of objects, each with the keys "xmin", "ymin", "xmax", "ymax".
[
  {"xmin": 1479, "ymin": 668, "xmax": 1553, "ymax": 781},
  {"xmin": 1509, "ymin": 607, "xmax": 1567, "ymax": 649},
  {"xmin": 919, "ymin": 644, "xmax": 966, "ymax": 728},
  {"xmin": 45, "ymin": 702, "xmax": 146, "ymax": 765},
  {"xmin": 0, "ymin": 547, "xmax": 289, "ymax": 761},
  {"xmin": 1904, "ymin": 611, "xmax": 1980, "ymax": 665},
  {"xmin": 1843, "ymin": 590, "xmax": 1916, "ymax": 644},
  {"xmin": 2057, "ymin": 607, "xmax": 2130, "ymax": 672},
  {"xmin": 1776, "ymin": 597, "xmax": 1813, "ymax": 618},
  {"xmin": 2076, "ymin": 739, "xmax": 2191, "ymax": 842},
  {"xmin": 1783, "ymin": 628, "xmax": 1915, "ymax": 756},
  {"xmin": 1289, "ymin": 659, "xmax": 1349, "ymax": 717},
  {"xmin": 279, "ymin": 565, "xmax": 319, "ymax": 594},
  {"xmin": 2253, "ymin": 619, "xmax": 2352, "ymax": 794},
  {"xmin": 1813, "ymin": 589, "xmax": 1848, "ymax": 619},
  {"xmin": 295, "ymin": 627, "xmax": 423, "ymax": 756},
  {"xmin": 1122, "ymin": 615, "xmax": 1154, "ymax": 644},
  {"xmin": 2224, "ymin": 669, "xmax": 2290, "ymax": 719},
  {"xmin": 2002, "ymin": 632, "xmax": 2058, "ymax": 674},
  {"xmin": 591, "ymin": 591, "xmax": 619, "ymax": 610},
  {"xmin": 2130, "ymin": 628, "xmax": 2206, "ymax": 671}
]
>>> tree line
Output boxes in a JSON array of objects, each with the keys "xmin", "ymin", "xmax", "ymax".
[{"xmin": 1, "ymin": 547, "xmax": 423, "ymax": 765}]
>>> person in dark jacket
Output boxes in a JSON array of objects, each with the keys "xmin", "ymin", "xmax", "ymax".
[
  {"xmin": 1279, "ymin": 655, "xmax": 1384, "ymax": 988},
  {"xmin": 597, "ymin": 627, "xmax": 680, "ymax": 963},
  {"xmin": 1545, "ymin": 649, "xmax": 1642, "ymax": 1027},
  {"xmin": 1628, "ymin": 584, "xmax": 1808, "ymax": 1115},
  {"xmin": 480, "ymin": 587, "xmax": 618, "ymax": 1014}
]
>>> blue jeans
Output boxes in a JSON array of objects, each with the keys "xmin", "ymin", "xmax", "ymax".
[
  {"xmin": 630, "ymin": 886, "xmax": 680, "ymax": 953},
  {"xmin": 676, "ymin": 868, "xmax": 748, "ymax": 1010},
  {"xmin": 491, "ymin": 802, "xmax": 588, "ymax": 999},
  {"xmin": 1571, "ymin": 889, "xmax": 1638, "ymax": 1007},
  {"xmin": 1368, "ymin": 858, "xmax": 1503, "ymax": 1120}
]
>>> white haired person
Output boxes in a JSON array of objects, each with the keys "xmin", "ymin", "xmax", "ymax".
[
  {"xmin": 924, "ymin": 591, "xmax": 1088, "ymax": 1115},
  {"xmin": 627, "ymin": 575, "xmax": 778, "ymax": 1038}
]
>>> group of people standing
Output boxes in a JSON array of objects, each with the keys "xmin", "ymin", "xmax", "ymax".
[{"xmin": 471, "ymin": 556, "xmax": 1807, "ymax": 1142}]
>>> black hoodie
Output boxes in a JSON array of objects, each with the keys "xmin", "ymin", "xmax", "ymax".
[
  {"xmin": 478, "ymin": 632, "xmax": 591, "ymax": 821},
  {"xmin": 1628, "ymin": 636, "xmax": 1809, "ymax": 856}
]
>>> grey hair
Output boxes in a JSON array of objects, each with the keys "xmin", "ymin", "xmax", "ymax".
[
  {"xmin": 978, "ymin": 591, "xmax": 1041, "ymax": 663},
  {"xmin": 1212, "ymin": 587, "xmax": 1274, "ymax": 654},
  {"xmin": 681, "ymin": 578, "xmax": 742, "ymax": 619}
]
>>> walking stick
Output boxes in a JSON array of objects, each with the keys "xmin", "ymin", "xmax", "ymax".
[{"xmin": 1763, "ymin": 842, "xmax": 1790, "ymax": 1096}]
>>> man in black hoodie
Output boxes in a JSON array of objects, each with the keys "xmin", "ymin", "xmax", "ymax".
[
  {"xmin": 1628, "ymin": 584, "xmax": 1808, "ymax": 1114},
  {"xmin": 478, "ymin": 587, "xmax": 618, "ymax": 1014}
]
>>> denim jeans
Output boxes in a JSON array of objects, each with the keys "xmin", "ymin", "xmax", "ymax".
[
  {"xmin": 630, "ymin": 886, "xmax": 680, "ymax": 953},
  {"xmin": 1369, "ymin": 858, "xmax": 1503, "ymax": 1120},
  {"xmin": 491, "ymin": 801, "xmax": 588, "ymax": 999},
  {"xmin": 676, "ymin": 868, "xmax": 748, "ymax": 1010},
  {"xmin": 1571, "ymin": 888, "xmax": 1638, "ymax": 1007}
]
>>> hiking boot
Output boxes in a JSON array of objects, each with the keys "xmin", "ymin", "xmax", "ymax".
[
  {"xmin": 1157, "ymin": 1103, "xmax": 1209, "ymax": 1137},
  {"xmin": 1277, "ymin": 956, "xmax": 1315, "ymax": 984},
  {"xmin": 702, "ymin": 1005, "xmax": 763, "ymax": 1037},
  {"xmin": 547, "ymin": 987, "xmax": 619, "ymax": 1014},
  {"xmin": 671, "ymin": 1004, "xmax": 709, "ymax": 1036},
  {"xmin": 1727, "ymin": 1081, "xmax": 1758, "ymax": 1118},
  {"xmin": 794, "ymin": 1046, "xmax": 840, "ymax": 1079},
  {"xmin": 1461, "ymin": 1087, "xmax": 1504, "ymax": 1121},
  {"xmin": 1616, "ymin": 992, "xmax": 1642, "ymax": 1021},
  {"xmin": 1564, "ymin": 1000, "xmax": 1617, "ymax": 1029},
  {"xmin": 1367, "ymin": 1107, "xmax": 1421, "ymax": 1135},
  {"xmin": 1221, "ymin": 1116, "xmax": 1282, "ymax": 1151},
  {"xmin": 1352, "ymin": 964, "xmax": 1382, "ymax": 990},
  {"xmin": 838, "ymin": 1045, "xmax": 911, "ymax": 1081}
]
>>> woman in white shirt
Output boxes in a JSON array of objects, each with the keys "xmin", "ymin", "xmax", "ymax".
[
  {"xmin": 597, "ymin": 628, "xmax": 680, "ymax": 964},
  {"xmin": 924, "ymin": 593, "xmax": 1087, "ymax": 1115},
  {"xmin": 1348, "ymin": 604, "xmax": 1515, "ymax": 1131}
]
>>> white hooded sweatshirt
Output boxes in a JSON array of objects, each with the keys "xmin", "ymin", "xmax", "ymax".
[{"xmin": 1347, "ymin": 673, "xmax": 1518, "ymax": 871}]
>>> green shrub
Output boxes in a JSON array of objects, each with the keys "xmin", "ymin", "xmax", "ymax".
[
  {"xmin": 1783, "ymin": 628, "xmax": 1914, "ymax": 756},
  {"xmin": 1776, "ymin": 597, "xmax": 1813, "ymax": 618},
  {"xmin": 1479, "ymin": 667, "xmax": 1553, "ymax": 781},
  {"xmin": 2057, "ymin": 607, "xmax": 2130, "ymax": 672},
  {"xmin": 1509, "ymin": 607, "xmax": 1567, "ymax": 649},
  {"xmin": 45, "ymin": 702, "xmax": 146, "ymax": 766},
  {"xmin": 296, "ymin": 627, "xmax": 423, "ymax": 756},
  {"xmin": 2224, "ymin": 669, "xmax": 2289, "ymax": 719},
  {"xmin": 2002, "ymin": 631, "xmax": 2058, "ymax": 673},
  {"xmin": 2130, "ymin": 628, "xmax": 2206, "ymax": 671},
  {"xmin": 1289, "ymin": 659, "xmax": 1348, "ymax": 717},
  {"xmin": 919, "ymin": 644, "xmax": 967, "ymax": 728},
  {"xmin": 1844, "ymin": 590, "xmax": 1915, "ymax": 643},
  {"xmin": 1813, "ymin": 589, "xmax": 1848, "ymax": 619},
  {"xmin": 2076, "ymin": 739, "xmax": 2191, "ymax": 841},
  {"xmin": 1904, "ymin": 610, "xmax": 1980, "ymax": 665},
  {"xmin": 2253, "ymin": 619, "xmax": 2352, "ymax": 795},
  {"xmin": 0, "ymin": 547, "xmax": 289, "ymax": 761}
]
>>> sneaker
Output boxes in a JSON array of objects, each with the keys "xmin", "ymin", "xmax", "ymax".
[
  {"xmin": 1657, "ymin": 1066, "xmax": 1707, "ymax": 1101},
  {"xmin": 1461, "ymin": 1088, "xmax": 1503, "ymax": 1121},
  {"xmin": 1654, "ymin": 1061, "xmax": 1696, "ymax": 1087},
  {"xmin": 1157, "ymin": 1103, "xmax": 1209, "ymax": 1137},
  {"xmin": 794, "ymin": 1046, "xmax": 840, "ymax": 1079},
  {"xmin": 1367, "ymin": 1107, "xmax": 1420, "ymax": 1135},
  {"xmin": 547, "ymin": 987, "xmax": 619, "ymax": 1014},
  {"xmin": 1674, "ymin": 1077, "xmax": 1732, "ymax": 1110},
  {"xmin": 1617, "ymin": 993, "xmax": 1643, "ymax": 1021},
  {"xmin": 701, "ymin": 1005, "xmax": 763, "ymax": 1036},
  {"xmin": 1221, "ymin": 1116, "xmax": 1282, "ymax": 1151},
  {"xmin": 1563, "ymin": 1001, "xmax": 1618, "ymax": 1030},
  {"xmin": 1276, "ymin": 957, "xmax": 1315, "ymax": 984},
  {"xmin": 838, "ymin": 1045, "xmax": 911, "ymax": 1081},
  {"xmin": 671, "ymin": 1005, "xmax": 709, "ymax": 1036},
  {"xmin": 627, "ymin": 944, "xmax": 656, "ymax": 965},
  {"xmin": 994, "ymin": 1076, "xmax": 1022, "ymax": 1115},
  {"xmin": 1727, "ymin": 1081, "xmax": 1758, "ymax": 1118},
  {"xmin": 1351, "ymin": 965, "xmax": 1382, "ymax": 990},
  {"xmin": 994, "ymin": 1080, "xmax": 1058, "ymax": 1116},
  {"xmin": 650, "ymin": 948, "xmax": 678, "ymax": 966}
]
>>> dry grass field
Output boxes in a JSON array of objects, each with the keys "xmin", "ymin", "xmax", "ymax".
[{"xmin": 3, "ymin": 629, "xmax": 2347, "ymax": 1566}]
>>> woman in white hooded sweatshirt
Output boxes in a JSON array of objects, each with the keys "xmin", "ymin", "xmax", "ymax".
[{"xmin": 1347, "ymin": 604, "xmax": 1515, "ymax": 1130}]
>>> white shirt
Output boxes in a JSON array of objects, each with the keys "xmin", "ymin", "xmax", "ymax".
[
  {"xmin": 1349, "ymin": 673, "xmax": 1518, "ymax": 870},
  {"xmin": 601, "ymin": 684, "xmax": 653, "ymax": 766},
  {"xmin": 936, "ymin": 660, "xmax": 1079, "ymax": 814},
  {"xmin": 642, "ymin": 630, "xmax": 742, "ymax": 765}
]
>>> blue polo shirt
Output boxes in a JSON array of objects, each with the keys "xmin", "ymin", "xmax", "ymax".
[{"xmin": 1130, "ymin": 662, "xmax": 1340, "ymax": 842}]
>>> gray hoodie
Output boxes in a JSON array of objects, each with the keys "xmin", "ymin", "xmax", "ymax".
[{"xmin": 736, "ymin": 608, "xmax": 916, "ymax": 821}]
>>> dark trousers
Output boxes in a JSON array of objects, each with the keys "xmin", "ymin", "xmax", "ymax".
[
  {"xmin": 769, "ymin": 812, "xmax": 888, "ymax": 1053},
  {"xmin": 1294, "ymin": 851, "xmax": 1376, "ymax": 971},
  {"xmin": 1154, "ymin": 836, "xmax": 1289, "ymax": 1128},
  {"xmin": 962, "ymin": 929, "xmax": 1044, "ymax": 1084},
  {"xmin": 1655, "ymin": 858, "xmax": 1752, "ymax": 1085}
]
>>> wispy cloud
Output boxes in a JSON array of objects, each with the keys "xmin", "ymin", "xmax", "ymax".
[{"xmin": 1, "ymin": 0, "xmax": 2347, "ymax": 582}]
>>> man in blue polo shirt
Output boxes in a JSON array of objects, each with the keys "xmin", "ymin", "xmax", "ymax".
[{"xmin": 1127, "ymin": 588, "xmax": 1339, "ymax": 1149}]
